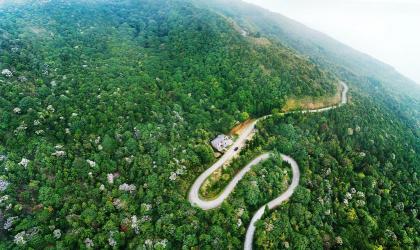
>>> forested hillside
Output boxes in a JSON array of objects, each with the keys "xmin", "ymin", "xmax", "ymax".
[
  {"xmin": 0, "ymin": 0, "xmax": 418, "ymax": 249},
  {"xmin": 195, "ymin": 0, "xmax": 420, "ymax": 134},
  {"xmin": 253, "ymin": 95, "xmax": 419, "ymax": 249}
]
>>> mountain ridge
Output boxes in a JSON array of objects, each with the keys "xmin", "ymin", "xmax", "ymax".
[{"xmin": 194, "ymin": 0, "xmax": 420, "ymax": 97}]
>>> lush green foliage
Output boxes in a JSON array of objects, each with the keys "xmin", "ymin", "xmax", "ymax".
[
  {"xmin": 0, "ymin": 0, "xmax": 418, "ymax": 249},
  {"xmin": 254, "ymin": 94, "xmax": 419, "ymax": 249},
  {"xmin": 199, "ymin": 0, "xmax": 420, "ymax": 134}
]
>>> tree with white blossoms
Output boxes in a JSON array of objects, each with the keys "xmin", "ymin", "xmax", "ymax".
[
  {"xmin": 86, "ymin": 160, "xmax": 96, "ymax": 167},
  {"xmin": 13, "ymin": 107, "xmax": 21, "ymax": 114},
  {"xmin": 131, "ymin": 215, "xmax": 139, "ymax": 234},
  {"xmin": 107, "ymin": 173, "xmax": 114, "ymax": 184},
  {"xmin": 385, "ymin": 229, "xmax": 397, "ymax": 241},
  {"xmin": 169, "ymin": 172, "xmax": 177, "ymax": 181},
  {"xmin": 26, "ymin": 227, "xmax": 40, "ymax": 239},
  {"xmin": 0, "ymin": 195, "xmax": 9, "ymax": 204},
  {"xmin": 356, "ymin": 200, "xmax": 366, "ymax": 207},
  {"xmin": 112, "ymin": 198, "xmax": 122, "ymax": 208},
  {"xmin": 14, "ymin": 231, "xmax": 26, "ymax": 246},
  {"xmin": 84, "ymin": 238, "xmax": 94, "ymax": 248},
  {"xmin": 119, "ymin": 183, "xmax": 136, "ymax": 193},
  {"xmin": 176, "ymin": 165, "xmax": 187, "ymax": 175},
  {"xmin": 141, "ymin": 203, "xmax": 152, "ymax": 211},
  {"xmin": 236, "ymin": 207, "xmax": 245, "ymax": 217},
  {"xmin": 155, "ymin": 239, "xmax": 168, "ymax": 249},
  {"xmin": 411, "ymin": 208, "xmax": 417, "ymax": 217},
  {"xmin": 395, "ymin": 202, "xmax": 404, "ymax": 211},
  {"xmin": 343, "ymin": 198, "xmax": 349, "ymax": 206},
  {"xmin": 4, "ymin": 216, "xmax": 18, "ymax": 230},
  {"xmin": 35, "ymin": 130, "xmax": 45, "ymax": 135},
  {"xmin": 0, "ymin": 179, "xmax": 10, "ymax": 192},
  {"xmin": 265, "ymin": 222, "xmax": 274, "ymax": 232},
  {"xmin": 18, "ymin": 158, "xmax": 30, "ymax": 168},
  {"xmin": 14, "ymin": 122, "xmax": 27, "ymax": 134},
  {"xmin": 108, "ymin": 231, "xmax": 117, "ymax": 247},
  {"xmin": 345, "ymin": 192, "xmax": 352, "ymax": 200},
  {"xmin": 18, "ymin": 76, "xmax": 27, "ymax": 82},
  {"xmin": 53, "ymin": 229, "xmax": 61, "ymax": 239},
  {"xmin": 237, "ymin": 218, "xmax": 242, "ymax": 227},
  {"xmin": 52, "ymin": 151, "xmax": 66, "ymax": 157},
  {"xmin": 335, "ymin": 236, "xmax": 343, "ymax": 246},
  {"xmin": 1, "ymin": 69, "xmax": 13, "ymax": 77},
  {"xmin": 144, "ymin": 239, "xmax": 153, "ymax": 248},
  {"xmin": 47, "ymin": 105, "xmax": 55, "ymax": 113}
]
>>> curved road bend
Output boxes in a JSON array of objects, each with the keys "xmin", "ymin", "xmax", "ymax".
[{"xmin": 188, "ymin": 81, "xmax": 349, "ymax": 249}]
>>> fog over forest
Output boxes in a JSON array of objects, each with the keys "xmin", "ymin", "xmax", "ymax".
[{"xmin": 244, "ymin": 0, "xmax": 420, "ymax": 86}]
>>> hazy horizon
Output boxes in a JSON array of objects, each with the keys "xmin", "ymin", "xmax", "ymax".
[
  {"xmin": 243, "ymin": 0, "xmax": 420, "ymax": 85},
  {"xmin": 1, "ymin": 0, "xmax": 419, "ymax": 85}
]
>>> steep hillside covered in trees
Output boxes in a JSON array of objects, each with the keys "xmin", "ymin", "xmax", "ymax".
[
  {"xmin": 196, "ymin": 0, "xmax": 420, "ymax": 134},
  {"xmin": 0, "ymin": 0, "xmax": 418, "ymax": 249}
]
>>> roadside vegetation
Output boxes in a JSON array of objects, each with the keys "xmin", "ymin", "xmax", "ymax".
[
  {"xmin": 199, "ymin": 146, "xmax": 264, "ymax": 199},
  {"xmin": 282, "ymin": 82, "xmax": 344, "ymax": 112}
]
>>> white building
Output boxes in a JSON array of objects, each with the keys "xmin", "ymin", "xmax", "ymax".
[{"xmin": 211, "ymin": 134, "xmax": 233, "ymax": 152}]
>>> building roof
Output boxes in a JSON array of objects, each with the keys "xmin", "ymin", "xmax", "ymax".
[{"xmin": 211, "ymin": 134, "xmax": 233, "ymax": 152}]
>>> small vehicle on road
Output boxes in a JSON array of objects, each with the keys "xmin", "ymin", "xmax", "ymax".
[{"xmin": 234, "ymin": 147, "xmax": 239, "ymax": 151}]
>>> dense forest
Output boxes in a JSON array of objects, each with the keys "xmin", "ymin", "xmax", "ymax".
[
  {"xmin": 0, "ymin": 0, "xmax": 418, "ymax": 249},
  {"xmin": 197, "ymin": 0, "xmax": 420, "ymax": 135}
]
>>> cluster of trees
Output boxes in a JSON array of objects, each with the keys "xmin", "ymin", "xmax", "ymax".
[
  {"xmin": 0, "ymin": 0, "xmax": 417, "ymax": 249},
  {"xmin": 253, "ymin": 94, "xmax": 419, "ymax": 249}
]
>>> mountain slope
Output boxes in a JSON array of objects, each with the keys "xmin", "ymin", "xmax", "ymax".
[
  {"xmin": 195, "ymin": 0, "xmax": 420, "ymax": 94},
  {"xmin": 0, "ymin": 0, "xmax": 418, "ymax": 249},
  {"xmin": 0, "ymin": 0, "xmax": 340, "ymax": 248},
  {"xmin": 194, "ymin": 0, "xmax": 420, "ymax": 132}
]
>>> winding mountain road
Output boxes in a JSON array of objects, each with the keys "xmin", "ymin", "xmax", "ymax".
[{"xmin": 189, "ymin": 81, "xmax": 349, "ymax": 249}]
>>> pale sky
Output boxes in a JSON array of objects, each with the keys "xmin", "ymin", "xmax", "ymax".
[{"xmin": 243, "ymin": 0, "xmax": 420, "ymax": 84}]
